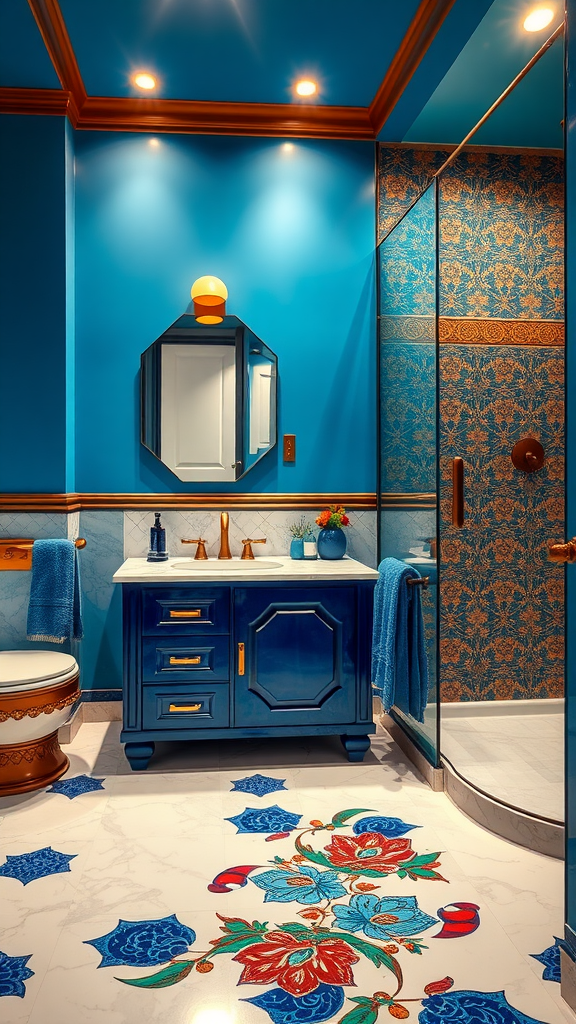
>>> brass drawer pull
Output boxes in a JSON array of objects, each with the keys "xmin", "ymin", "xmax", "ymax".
[
  {"xmin": 169, "ymin": 703, "xmax": 202, "ymax": 712},
  {"xmin": 169, "ymin": 656, "xmax": 201, "ymax": 665},
  {"xmin": 169, "ymin": 609, "xmax": 201, "ymax": 619},
  {"xmin": 238, "ymin": 642, "xmax": 245, "ymax": 676}
]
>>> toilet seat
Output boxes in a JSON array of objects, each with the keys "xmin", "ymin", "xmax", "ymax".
[{"xmin": 0, "ymin": 651, "xmax": 79, "ymax": 694}]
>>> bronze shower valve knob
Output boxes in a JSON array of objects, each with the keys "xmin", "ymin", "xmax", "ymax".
[{"xmin": 511, "ymin": 437, "xmax": 545, "ymax": 473}]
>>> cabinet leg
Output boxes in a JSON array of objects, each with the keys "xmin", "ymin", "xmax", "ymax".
[
  {"xmin": 340, "ymin": 734, "xmax": 371, "ymax": 762},
  {"xmin": 124, "ymin": 742, "xmax": 155, "ymax": 771}
]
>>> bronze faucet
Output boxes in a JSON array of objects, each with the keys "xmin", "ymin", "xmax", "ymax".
[{"xmin": 219, "ymin": 512, "xmax": 232, "ymax": 559}]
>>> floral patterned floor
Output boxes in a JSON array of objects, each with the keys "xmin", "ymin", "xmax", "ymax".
[{"xmin": 0, "ymin": 721, "xmax": 574, "ymax": 1024}]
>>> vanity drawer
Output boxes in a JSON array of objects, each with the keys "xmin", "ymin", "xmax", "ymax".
[
  {"xmin": 142, "ymin": 587, "xmax": 230, "ymax": 634},
  {"xmin": 142, "ymin": 684, "xmax": 230, "ymax": 729},
  {"xmin": 142, "ymin": 636, "xmax": 229, "ymax": 683}
]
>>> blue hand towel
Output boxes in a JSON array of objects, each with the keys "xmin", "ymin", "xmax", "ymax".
[
  {"xmin": 371, "ymin": 557, "xmax": 429, "ymax": 723},
  {"xmin": 27, "ymin": 539, "xmax": 83, "ymax": 643}
]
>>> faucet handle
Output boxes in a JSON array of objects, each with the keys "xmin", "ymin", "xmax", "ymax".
[
  {"xmin": 181, "ymin": 538, "xmax": 208, "ymax": 560},
  {"xmin": 241, "ymin": 538, "xmax": 266, "ymax": 560}
]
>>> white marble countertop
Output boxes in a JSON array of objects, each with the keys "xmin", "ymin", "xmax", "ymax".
[{"xmin": 113, "ymin": 555, "xmax": 379, "ymax": 584}]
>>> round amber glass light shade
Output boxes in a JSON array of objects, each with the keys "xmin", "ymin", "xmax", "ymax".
[{"xmin": 190, "ymin": 275, "xmax": 228, "ymax": 305}]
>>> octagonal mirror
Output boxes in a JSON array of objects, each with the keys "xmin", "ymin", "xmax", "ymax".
[{"xmin": 141, "ymin": 314, "xmax": 278, "ymax": 482}]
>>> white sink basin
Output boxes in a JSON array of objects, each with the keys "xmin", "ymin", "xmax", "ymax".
[{"xmin": 172, "ymin": 559, "xmax": 283, "ymax": 572}]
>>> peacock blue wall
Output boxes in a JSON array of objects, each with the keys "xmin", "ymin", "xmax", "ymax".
[
  {"xmin": 0, "ymin": 114, "xmax": 70, "ymax": 493},
  {"xmin": 73, "ymin": 132, "xmax": 376, "ymax": 495}
]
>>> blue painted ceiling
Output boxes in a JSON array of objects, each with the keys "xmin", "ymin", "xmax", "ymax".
[
  {"xmin": 57, "ymin": 0, "xmax": 425, "ymax": 106},
  {"xmin": 0, "ymin": 0, "xmax": 60, "ymax": 88},
  {"xmin": 403, "ymin": 0, "xmax": 564, "ymax": 148}
]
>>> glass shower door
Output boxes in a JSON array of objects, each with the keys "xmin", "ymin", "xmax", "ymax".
[{"xmin": 377, "ymin": 181, "xmax": 440, "ymax": 765}]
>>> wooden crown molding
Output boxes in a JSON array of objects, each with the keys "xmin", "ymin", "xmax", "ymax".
[
  {"xmin": 27, "ymin": 0, "xmax": 85, "ymax": 121},
  {"xmin": 0, "ymin": 87, "xmax": 69, "ymax": 116},
  {"xmin": 0, "ymin": 493, "xmax": 377, "ymax": 513},
  {"xmin": 369, "ymin": 0, "xmax": 458, "ymax": 135},
  {"xmin": 77, "ymin": 95, "xmax": 373, "ymax": 139},
  {"xmin": 2, "ymin": 0, "xmax": 451, "ymax": 138}
]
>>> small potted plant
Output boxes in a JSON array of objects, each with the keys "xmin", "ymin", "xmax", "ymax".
[
  {"xmin": 288, "ymin": 516, "xmax": 312, "ymax": 560},
  {"xmin": 315, "ymin": 505, "xmax": 350, "ymax": 560}
]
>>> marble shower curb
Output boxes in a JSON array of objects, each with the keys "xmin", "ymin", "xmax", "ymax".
[{"xmin": 443, "ymin": 756, "xmax": 564, "ymax": 859}]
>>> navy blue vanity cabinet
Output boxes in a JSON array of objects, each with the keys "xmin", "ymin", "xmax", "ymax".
[{"xmin": 120, "ymin": 579, "xmax": 375, "ymax": 770}]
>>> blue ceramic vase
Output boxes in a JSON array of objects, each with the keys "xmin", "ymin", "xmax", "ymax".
[{"xmin": 317, "ymin": 527, "xmax": 347, "ymax": 560}]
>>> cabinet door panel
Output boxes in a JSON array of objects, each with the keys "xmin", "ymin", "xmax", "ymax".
[{"xmin": 234, "ymin": 587, "xmax": 356, "ymax": 727}]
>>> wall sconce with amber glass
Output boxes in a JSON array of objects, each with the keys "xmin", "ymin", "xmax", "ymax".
[{"xmin": 190, "ymin": 275, "xmax": 228, "ymax": 324}]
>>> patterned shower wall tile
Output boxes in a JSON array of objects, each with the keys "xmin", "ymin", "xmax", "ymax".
[
  {"xmin": 379, "ymin": 342, "xmax": 437, "ymax": 493},
  {"xmin": 124, "ymin": 510, "xmax": 377, "ymax": 566},
  {"xmin": 379, "ymin": 147, "xmax": 564, "ymax": 320},
  {"xmin": 438, "ymin": 343, "xmax": 565, "ymax": 703}
]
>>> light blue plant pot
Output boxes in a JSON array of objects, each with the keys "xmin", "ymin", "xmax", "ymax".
[{"xmin": 290, "ymin": 538, "xmax": 304, "ymax": 560}]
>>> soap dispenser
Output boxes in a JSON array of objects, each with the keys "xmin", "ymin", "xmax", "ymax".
[{"xmin": 147, "ymin": 512, "xmax": 169, "ymax": 562}]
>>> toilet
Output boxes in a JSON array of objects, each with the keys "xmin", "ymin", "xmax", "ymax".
[{"xmin": 0, "ymin": 651, "xmax": 80, "ymax": 796}]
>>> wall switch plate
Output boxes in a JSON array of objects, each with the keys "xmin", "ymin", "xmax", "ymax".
[{"xmin": 283, "ymin": 434, "xmax": 296, "ymax": 462}]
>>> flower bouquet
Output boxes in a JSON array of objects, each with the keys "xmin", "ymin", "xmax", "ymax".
[{"xmin": 315, "ymin": 505, "xmax": 350, "ymax": 560}]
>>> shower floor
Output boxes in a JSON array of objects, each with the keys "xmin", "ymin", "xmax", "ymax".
[{"xmin": 441, "ymin": 708, "xmax": 564, "ymax": 823}]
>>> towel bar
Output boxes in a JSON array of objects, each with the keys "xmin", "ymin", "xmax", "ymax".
[
  {"xmin": 0, "ymin": 538, "xmax": 86, "ymax": 571},
  {"xmin": 406, "ymin": 576, "xmax": 430, "ymax": 590}
]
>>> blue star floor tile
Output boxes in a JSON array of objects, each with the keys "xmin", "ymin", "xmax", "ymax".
[
  {"xmin": 48, "ymin": 774, "xmax": 105, "ymax": 799},
  {"xmin": 0, "ymin": 950, "xmax": 34, "ymax": 998},
  {"xmin": 230, "ymin": 774, "xmax": 287, "ymax": 797},
  {"xmin": 0, "ymin": 847, "xmax": 77, "ymax": 885},
  {"xmin": 225, "ymin": 805, "xmax": 302, "ymax": 834},
  {"xmin": 531, "ymin": 937, "xmax": 562, "ymax": 982}
]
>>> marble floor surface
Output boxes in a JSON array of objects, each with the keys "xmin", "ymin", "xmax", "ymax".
[
  {"xmin": 442, "ymin": 712, "xmax": 564, "ymax": 823},
  {"xmin": 0, "ymin": 721, "xmax": 573, "ymax": 1024}
]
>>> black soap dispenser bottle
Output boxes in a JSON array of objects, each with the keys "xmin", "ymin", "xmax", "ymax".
[{"xmin": 147, "ymin": 512, "xmax": 169, "ymax": 562}]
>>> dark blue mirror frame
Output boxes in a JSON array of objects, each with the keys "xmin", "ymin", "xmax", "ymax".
[{"xmin": 140, "ymin": 313, "xmax": 278, "ymax": 482}]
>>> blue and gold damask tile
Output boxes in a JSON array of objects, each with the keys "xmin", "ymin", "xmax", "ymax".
[{"xmin": 438, "ymin": 344, "xmax": 564, "ymax": 702}]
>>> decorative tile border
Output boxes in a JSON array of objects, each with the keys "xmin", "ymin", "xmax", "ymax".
[
  {"xmin": 379, "ymin": 317, "xmax": 564, "ymax": 346},
  {"xmin": 439, "ymin": 317, "xmax": 564, "ymax": 347}
]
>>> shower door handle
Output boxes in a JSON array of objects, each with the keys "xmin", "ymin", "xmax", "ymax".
[{"xmin": 452, "ymin": 457, "xmax": 465, "ymax": 528}]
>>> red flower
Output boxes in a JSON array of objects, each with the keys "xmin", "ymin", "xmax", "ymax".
[
  {"xmin": 341, "ymin": 515, "xmax": 350, "ymax": 526},
  {"xmin": 233, "ymin": 929, "xmax": 359, "ymax": 997},
  {"xmin": 324, "ymin": 832, "xmax": 416, "ymax": 873}
]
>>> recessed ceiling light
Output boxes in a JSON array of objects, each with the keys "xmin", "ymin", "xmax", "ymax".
[
  {"xmin": 148, "ymin": 137, "xmax": 159, "ymax": 147},
  {"xmin": 523, "ymin": 7, "xmax": 554, "ymax": 31},
  {"xmin": 282, "ymin": 143, "xmax": 294, "ymax": 153},
  {"xmin": 295, "ymin": 79, "xmax": 317, "ymax": 97},
  {"xmin": 133, "ymin": 72, "xmax": 157, "ymax": 90}
]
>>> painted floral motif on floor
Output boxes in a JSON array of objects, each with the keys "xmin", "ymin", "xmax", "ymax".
[
  {"xmin": 83, "ymin": 805, "xmax": 506, "ymax": 1022},
  {"xmin": 0, "ymin": 847, "xmax": 76, "ymax": 885}
]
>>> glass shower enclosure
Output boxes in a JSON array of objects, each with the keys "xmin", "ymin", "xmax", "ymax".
[{"xmin": 377, "ymin": 181, "xmax": 440, "ymax": 765}]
